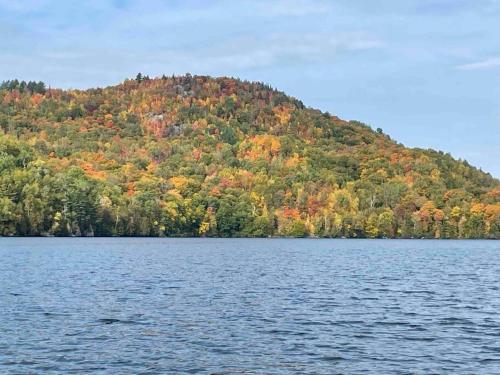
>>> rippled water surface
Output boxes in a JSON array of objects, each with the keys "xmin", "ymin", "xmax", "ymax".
[{"xmin": 1, "ymin": 238, "xmax": 500, "ymax": 374}]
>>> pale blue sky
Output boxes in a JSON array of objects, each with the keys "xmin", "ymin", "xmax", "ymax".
[{"xmin": 1, "ymin": 0, "xmax": 499, "ymax": 176}]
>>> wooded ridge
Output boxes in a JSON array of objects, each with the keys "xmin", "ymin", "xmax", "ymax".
[{"xmin": 0, "ymin": 74, "xmax": 498, "ymax": 238}]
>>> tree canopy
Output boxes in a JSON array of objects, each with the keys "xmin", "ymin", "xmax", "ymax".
[{"xmin": 0, "ymin": 74, "xmax": 498, "ymax": 238}]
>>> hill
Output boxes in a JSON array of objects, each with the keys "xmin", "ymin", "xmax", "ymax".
[{"xmin": 0, "ymin": 74, "xmax": 498, "ymax": 238}]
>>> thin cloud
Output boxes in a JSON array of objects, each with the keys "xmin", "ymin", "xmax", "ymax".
[
  {"xmin": 155, "ymin": 32, "xmax": 384, "ymax": 71},
  {"xmin": 21, "ymin": 32, "xmax": 384, "ymax": 83},
  {"xmin": 0, "ymin": 0, "xmax": 49, "ymax": 12},
  {"xmin": 256, "ymin": 0, "xmax": 332, "ymax": 16},
  {"xmin": 456, "ymin": 57, "xmax": 500, "ymax": 70}
]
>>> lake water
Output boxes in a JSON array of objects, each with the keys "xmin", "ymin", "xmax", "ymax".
[{"xmin": 1, "ymin": 238, "xmax": 499, "ymax": 374}]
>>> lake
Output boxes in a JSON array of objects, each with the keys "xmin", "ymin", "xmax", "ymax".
[{"xmin": 1, "ymin": 238, "xmax": 499, "ymax": 374}]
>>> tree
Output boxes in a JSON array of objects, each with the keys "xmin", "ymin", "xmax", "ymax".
[{"xmin": 378, "ymin": 209, "xmax": 395, "ymax": 237}]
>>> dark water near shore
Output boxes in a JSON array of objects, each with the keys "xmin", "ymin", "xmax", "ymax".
[{"xmin": 1, "ymin": 238, "xmax": 500, "ymax": 374}]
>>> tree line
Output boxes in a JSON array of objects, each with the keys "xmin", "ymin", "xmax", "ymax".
[{"xmin": 0, "ymin": 75, "xmax": 498, "ymax": 237}]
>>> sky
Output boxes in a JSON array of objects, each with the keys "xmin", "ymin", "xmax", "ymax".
[{"xmin": 0, "ymin": 0, "xmax": 499, "ymax": 177}]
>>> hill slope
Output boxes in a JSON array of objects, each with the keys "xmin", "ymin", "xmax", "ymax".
[{"xmin": 0, "ymin": 75, "xmax": 498, "ymax": 238}]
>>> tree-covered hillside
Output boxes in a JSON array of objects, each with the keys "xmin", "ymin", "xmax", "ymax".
[{"xmin": 0, "ymin": 75, "xmax": 498, "ymax": 237}]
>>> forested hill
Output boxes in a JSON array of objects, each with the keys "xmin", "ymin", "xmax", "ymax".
[{"xmin": 0, "ymin": 74, "xmax": 498, "ymax": 238}]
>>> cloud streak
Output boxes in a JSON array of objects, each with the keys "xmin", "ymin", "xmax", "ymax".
[
  {"xmin": 254, "ymin": 0, "xmax": 332, "ymax": 16},
  {"xmin": 191, "ymin": 32, "xmax": 384, "ymax": 70},
  {"xmin": 456, "ymin": 57, "xmax": 500, "ymax": 70}
]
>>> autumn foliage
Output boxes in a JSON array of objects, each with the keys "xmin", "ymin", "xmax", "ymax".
[{"xmin": 0, "ymin": 75, "xmax": 498, "ymax": 238}]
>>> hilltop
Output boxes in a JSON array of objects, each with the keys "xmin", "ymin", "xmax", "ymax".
[{"xmin": 0, "ymin": 74, "xmax": 498, "ymax": 238}]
